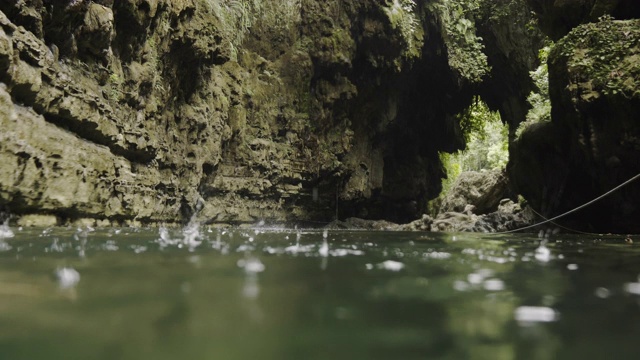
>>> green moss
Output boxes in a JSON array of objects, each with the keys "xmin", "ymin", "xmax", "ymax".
[
  {"xmin": 555, "ymin": 16, "xmax": 640, "ymax": 98},
  {"xmin": 382, "ymin": 0, "xmax": 424, "ymax": 64},
  {"xmin": 427, "ymin": 0, "xmax": 490, "ymax": 83}
]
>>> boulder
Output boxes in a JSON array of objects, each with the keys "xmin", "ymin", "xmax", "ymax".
[{"xmin": 439, "ymin": 169, "xmax": 511, "ymax": 215}]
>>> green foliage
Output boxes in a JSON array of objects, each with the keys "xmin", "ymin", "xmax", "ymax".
[
  {"xmin": 557, "ymin": 16, "xmax": 640, "ymax": 98},
  {"xmin": 427, "ymin": 0, "xmax": 490, "ymax": 83},
  {"xmin": 516, "ymin": 45, "xmax": 552, "ymax": 138},
  {"xmin": 440, "ymin": 100, "xmax": 508, "ymax": 194},
  {"xmin": 107, "ymin": 72, "xmax": 123, "ymax": 101},
  {"xmin": 382, "ymin": 0, "xmax": 424, "ymax": 64}
]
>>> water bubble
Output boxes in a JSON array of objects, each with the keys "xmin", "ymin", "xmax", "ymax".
[
  {"xmin": 158, "ymin": 226, "xmax": 171, "ymax": 243},
  {"xmin": 534, "ymin": 244, "xmax": 551, "ymax": 262},
  {"xmin": 330, "ymin": 249, "xmax": 364, "ymax": 257},
  {"xmin": 242, "ymin": 276, "xmax": 260, "ymax": 299},
  {"xmin": 514, "ymin": 306, "xmax": 559, "ymax": 324},
  {"xmin": 453, "ymin": 280, "xmax": 470, "ymax": 292},
  {"xmin": 468, "ymin": 273, "xmax": 484, "ymax": 285},
  {"xmin": 377, "ymin": 260, "xmax": 405, "ymax": 272},
  {"xmin": 319, "ymin": 238, "xmax": 329, "ymax": 257},
  {"xmin": 182, "ymin": 223, "xmax": 202, "ymax": 251},
  {"xmin": 48, "ymin": 238, "xmax": 64, "ymax": 253},
  {"xmin": 423, "ymin": 252, "xmax": 452, "ymax": 260},
  {"xmin": 483, "ymin": 279, "xmax": 505, "ymax": 291},
  {"xmin": 624, "ymin": 282, "xmax": 640, "ymax": 295},
  {"xmin": 595, "ymin": 287, "xmax": 611, "ymax": 299},
  {"xmin": 0, "ymin": 220, "xmax": 15, "ymax": 239},
  {"xmin": 237, "ymin": 257, "xmax": 265, "ymax": 274},
  {"xmin": 55, "ymin": 267, "xmax": 80, "ymax": 289},
  {"xmin": 131, "ymin": 245, "xmax": 147, "ymax": 254},
  {"xmin": 101, "ymin": 240, "xmax": 119, "ymax": 251}
]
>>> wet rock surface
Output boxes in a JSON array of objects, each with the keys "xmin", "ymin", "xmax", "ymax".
[
  {"xmin": 510, "ymin": 13, "xmax": 640, "ymax": 233},
  {"xmin": 439, "ymin": 170, "xmax": 511, "ymax": 215},
  {"xmin": 0, "ymin": 1, "xmax": 542, "ymax": 227}
]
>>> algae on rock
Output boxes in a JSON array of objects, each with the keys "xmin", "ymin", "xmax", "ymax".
[{"xmin": 0, "ymin": 0, "xmax": 546, "ymax": 227}]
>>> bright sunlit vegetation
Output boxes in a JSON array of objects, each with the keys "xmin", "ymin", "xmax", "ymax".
[
  {"xmin": 516, "ymin": 45, "xmax": 552, "ymax": 138},
  {"xmin": 440, "ymin": 100, "xmax": 509, "ymax": 194}
]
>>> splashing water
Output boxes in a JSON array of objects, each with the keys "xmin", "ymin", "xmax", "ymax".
[
  {"xmin": 319, "ymin": 237, "xmax": 329, "ymax": 257},
  {"xmin": 55, "ymin": 267, "xmax": 80, "ymax": 289},
  {"xmin": 0, "ymin": 218, "xmax": 15, "ymax": 239},
  {"xmin": 375, "ymin": 260, "xmax": 405, "ymax": 272},
  {"xmin": 514, "ymin": 306, "xmax": 559, "ymax": 324},
  {"xmin": 237, "ymin": 257, "xmax": 265, "ymax": 275},
  {"xmin": 182, "ymin": 223, "xmax": 202, "ymax": 251},
  {"xmin": 534, "ymin": 243, "xmax": 552, "ymax": 262}
]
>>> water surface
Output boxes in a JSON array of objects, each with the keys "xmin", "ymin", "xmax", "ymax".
[{"xmin": 1, "ymin": 226, "xmax": 640, "ymax": 359}]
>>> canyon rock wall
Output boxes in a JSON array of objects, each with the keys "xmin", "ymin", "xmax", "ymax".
[
  {"xmin": 0, "ymin": 0, "xmax": 540, "ymax": 226},
  {"xmin": 511, "ymin": 4, "xmax": 640, "ymax": 232}
]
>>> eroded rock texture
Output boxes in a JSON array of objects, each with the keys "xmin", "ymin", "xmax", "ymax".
[
  {"xmin": 0, "ymin": 0, "xmax": 541, "ymax": 226},
  {"xmin": 510, "ymin": 11, "xmax": 640, "ymax": 232}
]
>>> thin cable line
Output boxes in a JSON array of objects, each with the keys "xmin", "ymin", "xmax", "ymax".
[
  {"xmin": 495, "ymin": 172, "xmax": 640, "ymax": 234},
  {"xmin": 527, "ymin": 207, "xmax": 601, "ymax": 235}
]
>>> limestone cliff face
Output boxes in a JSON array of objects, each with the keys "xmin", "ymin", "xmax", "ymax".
[
  {"xmin": 510, "ymin": 5, "xmax": 640, "ymax": 232},
  {"xmin": 0, "ymin": 0, "xmax": 541, "ymax": 226},
  {"xmin": 526, "ymin": 0, "xmax": 640, "ymax": 40}
]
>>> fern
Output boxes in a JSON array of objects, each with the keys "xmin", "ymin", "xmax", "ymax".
[
  {"xmin": 382, "ymin": 0, "xmax": 424, "ymax": 64},
  {"xmin": 427, "ymin": 0, "xmax": 489, "ymax": 83}
]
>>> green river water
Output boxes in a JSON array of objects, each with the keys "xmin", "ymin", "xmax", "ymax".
[{"xmin": 1, "ymin": 225, "xmax": 640, "ymax": 359}]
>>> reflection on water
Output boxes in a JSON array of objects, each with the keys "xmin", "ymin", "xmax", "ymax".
[{"xmin": 0, "ymin": 226, "xmax": 640, "ymax": 359}]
